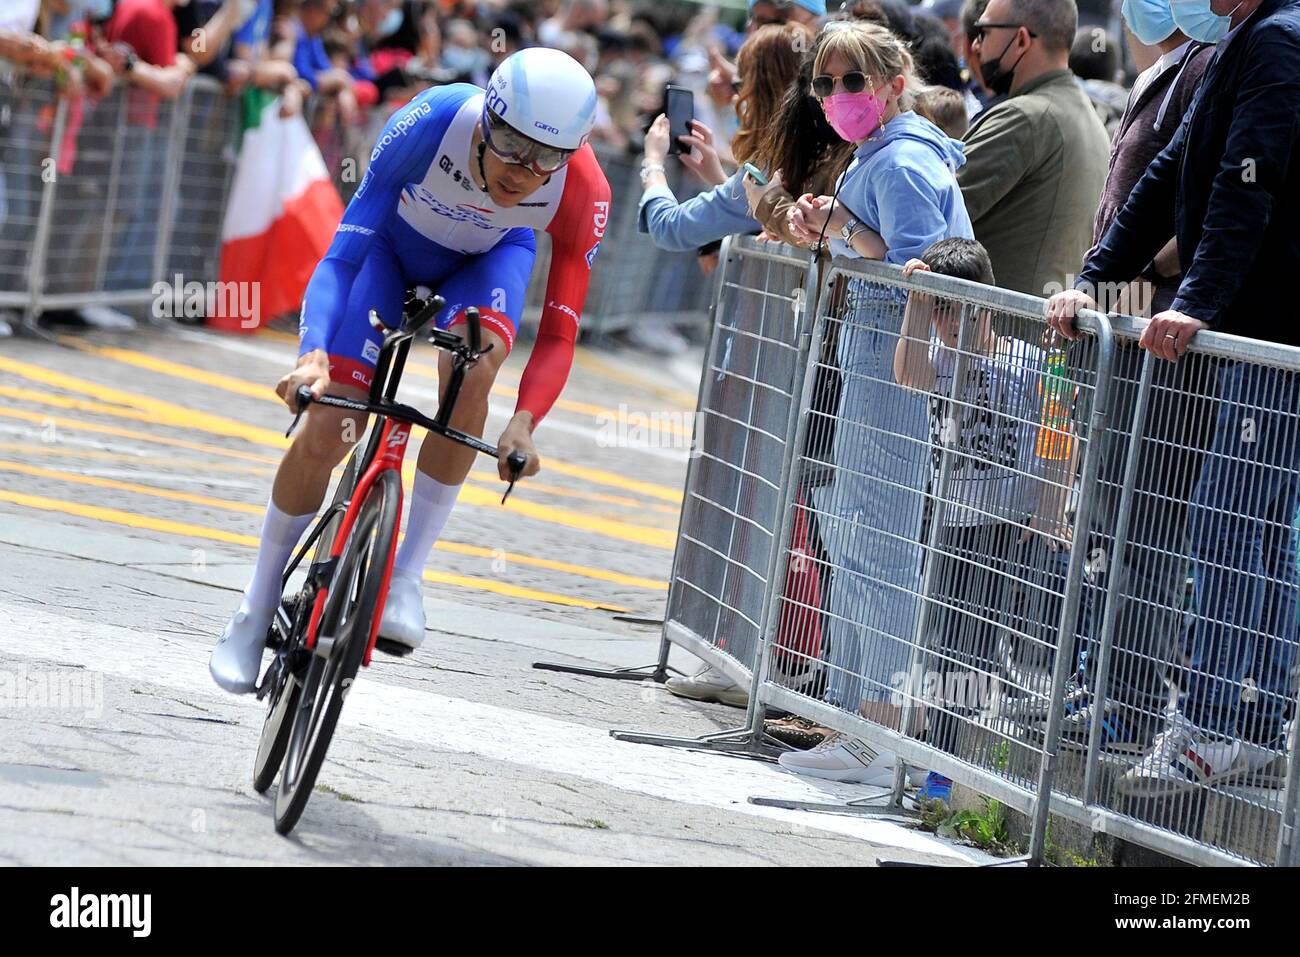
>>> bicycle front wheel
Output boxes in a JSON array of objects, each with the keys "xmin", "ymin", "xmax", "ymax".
[{"xmin": 272, "ymin": 469, "xmax": 401, "ymax": 835}]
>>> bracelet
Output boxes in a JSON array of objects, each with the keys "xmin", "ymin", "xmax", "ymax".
[{"xmin": 640, "ymin": 162, "xmax": 665, "ymax": 184}]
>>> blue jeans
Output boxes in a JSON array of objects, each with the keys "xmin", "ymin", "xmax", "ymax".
[
  {"xmin": 814, "ymin": 282, "xmax": 929, "ymax": 708},
  {"xmin": 1182, "ymin": 362, "xmax": 1300, "ymax": 744},
  {"xmin": 105, "ymin": 125, "xmax": 163, "ymax": 291}
]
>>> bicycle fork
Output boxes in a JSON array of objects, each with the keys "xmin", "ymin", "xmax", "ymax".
[{"xmin": 303, "ymin": 417, "xmax": 410, "ymax": 669}]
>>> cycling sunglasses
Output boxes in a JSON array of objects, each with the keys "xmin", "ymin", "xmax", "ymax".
[
  {"xmin": 482, "ymin": 108, "xmax": 575, "ymax": 176},
  {"xmin": 811, "ymin": 71, "xmax": 873, "ymax": 98}
]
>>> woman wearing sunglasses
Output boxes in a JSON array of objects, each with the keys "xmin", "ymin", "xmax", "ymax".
[{"xmin": 775, "ymin": 21, "xmax": 975, "ymax": 787}]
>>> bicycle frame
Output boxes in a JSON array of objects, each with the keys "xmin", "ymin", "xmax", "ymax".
[{"xmin": 277, "ymin": 295, "xmax": 521, "ymax": 671}]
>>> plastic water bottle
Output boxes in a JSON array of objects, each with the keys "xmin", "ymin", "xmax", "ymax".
[{"xmin": 1035, "ymin": 348, "xmax": 1074, "ymax": 460}]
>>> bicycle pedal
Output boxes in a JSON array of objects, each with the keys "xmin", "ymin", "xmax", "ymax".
[{"xmin": 374, "ymin": 637, "xmax": 414, "ymax": 658}]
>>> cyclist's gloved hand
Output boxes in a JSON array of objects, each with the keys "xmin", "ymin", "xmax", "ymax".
[
  {"xmin": 276, "ymin": 349, "xmax": 332, "ymax": 412},
  {"xmin": 496, "ymin": 413, "xmax": 542, "ymax": 482}
]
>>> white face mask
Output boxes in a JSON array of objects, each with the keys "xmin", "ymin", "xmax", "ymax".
[
  {"xmin": 378, "ymin": 7, "xmax": 404, "ymax": 36},
  {"xmin": 1169, "ymin": 0, "xmax": 1244, "ymax": 43}
]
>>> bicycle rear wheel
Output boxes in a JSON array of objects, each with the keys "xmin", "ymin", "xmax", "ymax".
[{"xmin": 272, "ymin": 469, "xmax": 401, "ymax": 835}]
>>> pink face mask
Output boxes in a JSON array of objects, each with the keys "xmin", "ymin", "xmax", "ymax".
[{"xmin": 822, "ymin": 89, "xmax": 887, "ymax": 143}]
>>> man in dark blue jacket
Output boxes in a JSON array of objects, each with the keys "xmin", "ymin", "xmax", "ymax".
[{"xmin": 1046, "ymin": 0, "xmax": 1300, "ymax": 798}]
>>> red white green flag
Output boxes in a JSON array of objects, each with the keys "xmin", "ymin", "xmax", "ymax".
[{"xmin": 209, "ymin": 89, "xmax": 342, "ymax": 333}]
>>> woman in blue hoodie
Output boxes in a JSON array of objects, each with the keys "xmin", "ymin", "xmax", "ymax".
[{"xmin": 774, "ymin": 20, "xmax": 975, "ymax": 786}]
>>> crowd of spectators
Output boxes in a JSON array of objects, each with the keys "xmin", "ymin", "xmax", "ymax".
[{"xmin": 635, "ymin": 0, "xmax": 1300, "ymax": 821}]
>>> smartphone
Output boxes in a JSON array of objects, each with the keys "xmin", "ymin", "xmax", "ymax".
[
  {"xmin": 742, "ymin": 162, "xmax": 768, "ymax": 186},
  {"xmin": 664, "ymin": 85, "xmax": 694, "ymax": 156}
]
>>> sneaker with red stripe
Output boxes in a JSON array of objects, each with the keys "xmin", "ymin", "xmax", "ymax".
[{"xmin": 1116, "ymin": 713, "xmax": 1275, "ymax": 798}]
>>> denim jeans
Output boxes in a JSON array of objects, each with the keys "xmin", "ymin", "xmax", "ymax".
[
  {"xmin": 814, "ymin": 281, "xmax": 929, "ymax": 708},
  {"xmin": 1182, "ymin": 362, "xmax": 1300, "ymax": 745},
  {"xmin": 1081, "ymin": 346, "xmax": 1212, "ymax": 719},
  {"xmin": 105, "ymin": 125, "xmax": 163, "ymax": 291}
]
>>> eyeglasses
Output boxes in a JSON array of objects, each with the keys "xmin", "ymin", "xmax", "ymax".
[
  {"xmin": 482, "ymin": 107, "xmax": 575, "ymax": 176},
  {"xmin": 811, "ymin": 71, "xmax": 875, "ymax": 98},
  {"xmin": 970, "ymin": 21, "xmax": 1038, "ymax": 42}
]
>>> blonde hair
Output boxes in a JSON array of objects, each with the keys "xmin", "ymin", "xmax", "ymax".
[{"xmin": 813, "ymin": 21, "xmax": 921, "ymax": 113}]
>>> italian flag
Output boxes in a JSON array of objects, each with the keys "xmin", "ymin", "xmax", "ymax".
[{"xmin": 209, "ymin": 90, "xmax": 343, "ymax": 333}]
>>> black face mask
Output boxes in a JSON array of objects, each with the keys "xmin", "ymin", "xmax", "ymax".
[{"xmin": 981, "ymin": 34, "xmax": 1028, "ymax": 97}]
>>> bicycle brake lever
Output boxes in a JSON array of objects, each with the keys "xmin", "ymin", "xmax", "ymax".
[
  {"xmin": 285, "ymin": 386, "xmax": 313, "ymax": 438},
  {"xmin": 501, "ymin": 450, "xmax": 528, "ymax": 504}
]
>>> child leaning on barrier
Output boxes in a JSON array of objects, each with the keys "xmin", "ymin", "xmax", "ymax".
[{"xmin": 893, "ymin": 238, "xmax": 1073, "ymax": 755}]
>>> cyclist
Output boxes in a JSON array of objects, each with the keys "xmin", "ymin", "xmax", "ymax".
[{"xmin": 210, "ymin": 48, "xmax": 611, "ymax": 694}]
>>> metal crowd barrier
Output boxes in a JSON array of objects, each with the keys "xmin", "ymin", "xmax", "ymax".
[
  {"xmin": 0, "ymin": 72, "xmax": 238, "ymax": 327},
  {"xmin": 1049, "ymin": 317, "xmax": 1300, "ymax": 867},
  {"xmin": 660, "ymin": 237, "xmax": 818, "ymax": 688},
  {"xmin": 630, "ymin": 241, "xmax": 1299, "ymax": 867}
]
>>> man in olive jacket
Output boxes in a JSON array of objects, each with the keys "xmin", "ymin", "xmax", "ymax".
[{"xmin": 957, "ymin": 0, "xmax": 1110, "ymax": 297}]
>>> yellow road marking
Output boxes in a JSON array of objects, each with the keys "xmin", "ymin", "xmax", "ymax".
[
  {"xmin": 0, "ymin": 354, "xmax": 681, "ymax": 539},
  {"xmin": 541, "ymin": 459, "xmax": 683, "ymax": 504},
  {"xmin": 0, "ymin": 400, "xmax": 281, "ymax": 465},
  {"xmin": 0, "ymin": 443, "xmax": 271, "ymax": 474},
  {"xmin": 0, "ymin": 355, "xmax": 289, "ymax": 449},
  {"xmin": 573, "ymin": 347, "xmax": 698, "ymax": 410},
  {"xmin": 0, "ymin": 459, "xmax": 668, "ymax": 590},
  {"xmin": 465, "ymin": 468, "xmax": 679, "ymax": 518},
  {"xmin": 66, "ymin": 336, "xmax": 692, "ymax": 443},
  {"xmin": 0, "ymin": 488, "xmax": 627, "ymax": 610}
]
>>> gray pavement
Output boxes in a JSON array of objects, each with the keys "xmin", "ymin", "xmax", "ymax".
[{"xmin": 0, "ymin": 325, "xmax": 988, "ymax": 866}]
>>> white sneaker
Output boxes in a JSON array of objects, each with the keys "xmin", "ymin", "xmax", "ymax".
[
  {"xmin": 777, "ymin": 732, "xmax": 913, "ymax": 785},
  {"xmin": 377, "ymin": 570, "xmax": 426, "ymax": 651},
  {"xmin": 664, "ymin": 666, "xmax": 749, "ymax": 708},
  {"xmin": 76, "ymin": 304, "xmax": 137, "ymax": 330},
  {"xmin": 209, "ymin": 597, "xmax": 276, "ymax": 694},
  {"xmin": 1116, "ymin": 712, "xmax": 1279, "ymax": 798}
]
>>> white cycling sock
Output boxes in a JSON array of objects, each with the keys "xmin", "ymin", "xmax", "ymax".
[
  {"xmin": 392, "ymin": 470, "xmax": 461, "ymax": 579},
  {"xmin": 244, "ymin": 497, "xmax": 316, "ymax": 612}
]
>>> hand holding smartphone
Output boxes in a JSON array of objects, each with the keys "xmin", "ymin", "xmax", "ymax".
[
  {"xmin": 664, "ymin": 85, "xmax": 693, "ymax": 156},
  {"xmin": 742, "ymin": 162, "xmax": 768, "ymax": 186}
]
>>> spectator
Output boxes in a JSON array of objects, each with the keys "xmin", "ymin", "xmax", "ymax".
[
  {"xmin": 101, "ymin": 0, "xmax": 198, "ymax": 304},
  {"xmin": 914, "ymin": 82, "xmax": 969, "ymax": 136},
  {"xmin": 638, "ymin": 22, "xmax": 814, "ymax": 254},
  {"xmin": 1013, "ymin": 1, "xmax": 1215, "ymax": 757},
  {"xmin": 635, "ymin": 21, "xmax": 816, "ymax": 707},
  {"xmin": 956, "ymin": 0, "xmax": 1110, "ymax": 298},
  {"xmin": 776, "ymin": 20, "xmax": 973, "ymax": 785},
  {"xmin": 741, "ymin": 33, "xmax": 858, "ymax": 245},
  {"xmin": 293, "ymin": 0, "xmax": 368, "ymax": 121},
  {"xmin": 538, "ymin": 0, "xmax": 608, "ymax": 47},
  {"xmin": 911, "ymin": 13, "xmax": 967, "ymax": 89},
  {"xmin": 960, "ymin": 0, "xmax": 997, "ymax": 114},
  {"xmin": 1069, "ymin": 26, "xmax": 1128, "ymax": 135},
  {"xmin": 1047, "ymin": 0, "xmax": 1300, "ymax": 797},
  {"xmin": 921, "ymin": 0, "xmax": 972, "ymax": 59},
  {"xmin": 441, "ymin": 17, "xmax": 490, "ymax": 84},
  {"xmin": 749, "ymin": 0, "xmax": 826, "ymax": 29},
  {"xmin": 894, "ymin": 238, "xmax": 1063, "ymax": 758}
]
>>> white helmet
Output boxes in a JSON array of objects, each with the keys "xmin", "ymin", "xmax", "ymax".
[{"xmin": 483, "ymin": 48, "xmax": 597, "ymax": 153}]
